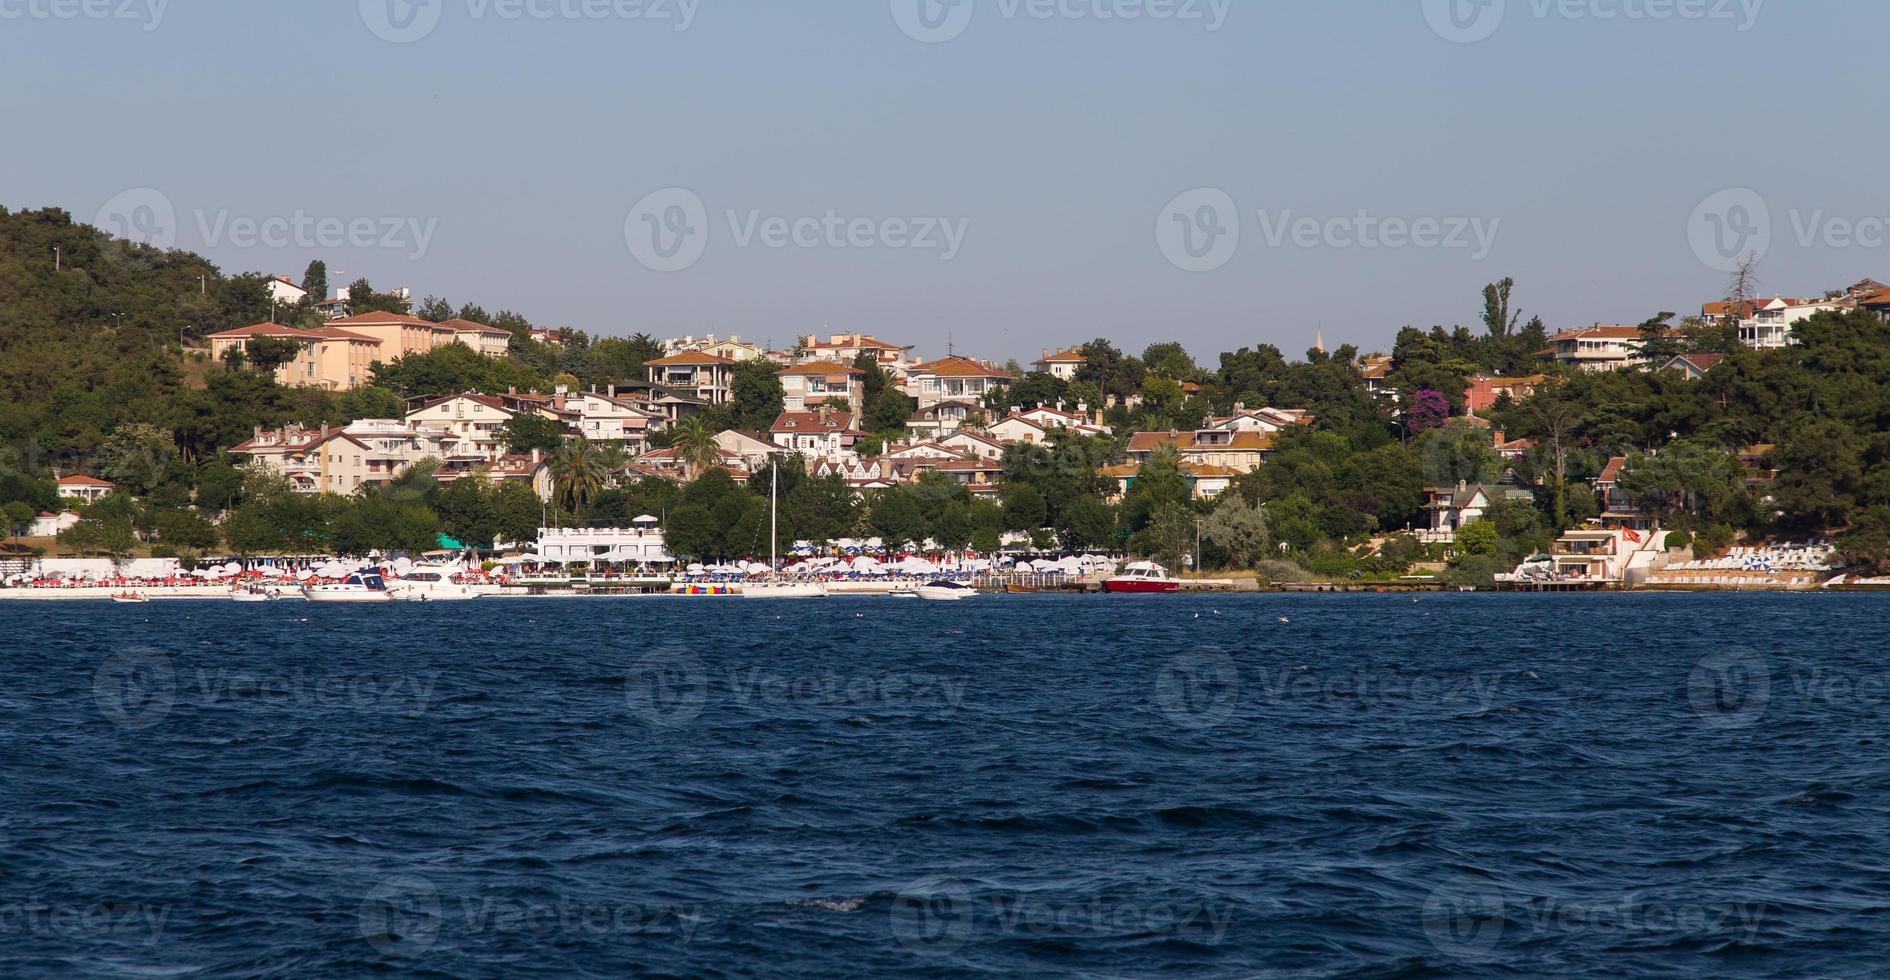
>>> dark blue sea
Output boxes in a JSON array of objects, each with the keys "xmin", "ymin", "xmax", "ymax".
[{"xmin": 3, "ymin": 594, "xmax": 1888, "ymax": 978}]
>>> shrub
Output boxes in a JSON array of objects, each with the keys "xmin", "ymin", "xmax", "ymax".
[
  {"xmin": 1664, "ymin": 530, "xmax": 1694, "ymax": 552},
  {"xmin": 1253, "ymin": 560, "xmax": 1311, "ymax": 585}
]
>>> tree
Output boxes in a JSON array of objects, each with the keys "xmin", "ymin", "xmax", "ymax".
[
  {"xmin": 244, "ymin": 335, "xmax": 304, "ymax": 374},
  {"xmin": 1135, "ymin": 503, "xmax": 1197, "ymax": 567},
  {"xmin": 1455, "ymin": 519, "xmax": 1500, "ymax": 556},
  {"xmin": 496, "ymin": 413, "xmax": 566, "ymax": 455},
  {"xmin": 1407, "ymin": 389, "xmax": 1451, "ymax": 434},
  {"xmin": 1202, "ymin": 494, "xmax": 1270, "ymax": 568},
  {"xmin": 1481, "ymin": 277, "xmax": 1521, "ymax": 337},
  {"xmin": 1058, "ymin": 494, "xmax": 1117, "ymax": 552},
  {"xmin": 784, "ymin": 472, "xmax": 856, "ymax": 545},
  {"xmin": 662, "ymin": 502, "xmax": 718, "ymax": 560},
  {"xmin": 998, "ymin": 482, "xmax": 1047, "ymax": 532},
  {"xmin": 3, "ymin": 500, "xmax": 36, "ymax": 542},
  {"xmin": 96, "ymin": 421, "xmax": 181, "ymax": 494},
  {"xmin": 415, "ymin": 295, "xmax": 456, "ymax": 322},
  {"xmin": 302, "ymin": 260, "xmax": 328, "ymax": 305},
  {"xmin": 549, "ymin": 439, "xmax": 609, "ymax": 515},
  {"xmin": 490, "ymin": 481, "xmax": 545, "ymax": 545},
  {"xmin": 669, "ymin": 417, "xmax": 722, "ymax": 480},
  {"xmin": 429, "ymin": 476, "xmax": 498, "ymax": 550},
  {"xmin": 731, "ymin": 359, "xmax": 787, "ymax": 431},
  {"xmin": 868, "ymin": 489, "xmax": 927, "ymax": 553},
  {"xmin": 1141, "ymin": 341, "xmax": 1197, "ymax": 380},
  {"xmin": 155, "ymin": 508, "xmax": 219, "ymax": 554}
]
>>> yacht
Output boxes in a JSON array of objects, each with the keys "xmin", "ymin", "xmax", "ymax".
[
  {"xmin": 303, "ymin": 570, "xmax": 394, "ymax": 604},
  {"xmin": 915, "ymin": 580, "xmax": 977, "ymax": 602},
  {"xmin": 389, "ymin": 563, "xmax": 483, "ymax": 602},
  {"xmin": 1103, "ymin": 562, "xmax": 1182, "ymax": 594}
]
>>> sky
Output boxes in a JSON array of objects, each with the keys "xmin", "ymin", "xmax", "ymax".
[{"xmin": 3, "ymin": 0, "xmax": 1886, "ymax": 365}]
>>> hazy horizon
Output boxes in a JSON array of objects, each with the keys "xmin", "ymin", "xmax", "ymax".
[{"xmin": 6, "ymin": 0, "xmax": 1885, "ymax": 364}]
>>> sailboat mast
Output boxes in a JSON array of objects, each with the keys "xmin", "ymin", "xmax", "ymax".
[{"xmin": 770, "ymin": 464, "xmax": 778, "ymax": 574}]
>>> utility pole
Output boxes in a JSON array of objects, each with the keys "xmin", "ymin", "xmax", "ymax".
[{"xmin": 53, "ymin": 246, "xmax": 60, "ymax": 271}]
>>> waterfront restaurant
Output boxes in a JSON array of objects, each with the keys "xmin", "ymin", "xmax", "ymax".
[{"xmin": 532, "ymin": 519, "xmax": 674, "ymax": 570}]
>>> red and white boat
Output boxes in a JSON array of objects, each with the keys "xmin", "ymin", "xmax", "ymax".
[{"xmin": 1104, "ymin": 562, "xmax": 1182, "ymax": 594}]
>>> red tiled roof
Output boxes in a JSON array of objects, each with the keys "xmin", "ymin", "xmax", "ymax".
[
  {"xmin": 770, "ymin": 412, "xmax": 864, "ymax": 435},
  {"xmin": 57, "ymin": 474, "xmax": 114, "ymax": 487},
  {"xmin": 912, "ymin": 355, "xmax": 1013, "ymax": 380},
  {"xmin": 777, "ymin": 363, "xmax": 865, "ymax": 377},
  {"xmin": 438, "ymin": 318, "xmax": 512, "ymax": 336},
  {"xmin": 1127, "ymin": 430, "xmax": 1275, "ymax": 453},
  {"xmin": 647, "ymin": 352, "xmax": 737, "ymax": 367},
  {"xmin": 328, "ymin": 312, "xmax": 437, "ymax": 327}
]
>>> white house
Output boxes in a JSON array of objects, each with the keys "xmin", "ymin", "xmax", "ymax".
[
  {"xmin": 777, "ymin": 363, "xmax": 865, "ymax": 418},
  {"xmin": 535, "ymin": 520, "xmax": 672, "ymax": 567},
  {"xmin": 567, "ymin": 391, "xmax": 663, "ymax": 450},
  {"xmin": 771, "ymin": 411, "xmax": 866, "ymax": 459},
  {"xmin": 56, "ymin": 474, "xmax": 115, "ymax": 503},
  {"xmin": 406, "ymin": 393, "xmax": 518, "ymax": 462},
  {"xmin": 1031, "ymin": 346, "xmax": 1086, "ymax": 380},
  {"xmin": 267, "ymin": 276, "xmax": 309, "ymax": 306},
  {"xmin": 939, "ymin": 430, "xmax": 1007, "ymax": 460},
  {"xmin": 1539, "ymin": 325, "xmax": 1649, "ymax": 372},
  {"xmin": 905, "ymin": 355, "xmax": 1012, "ymax": 409},
  {"xmin": 28, "ymin": 510, "xmax": 81, "ymax": 537}
]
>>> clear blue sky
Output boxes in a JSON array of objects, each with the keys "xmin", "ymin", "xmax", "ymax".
[{"xmin": 4, "ymin": 1, "xmax": 1884, "ymax": 363}]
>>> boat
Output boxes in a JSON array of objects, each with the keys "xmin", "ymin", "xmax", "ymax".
[
  {"xmin": 229, "ymin": 587, "xmax": 275, "ymax": 603},
  {"xmin": 111, "ymin": 591, "xmax": 149, "ymax": 604},
  {"xmin": 302, "ymin": 570, "xmax": 394, "ymax": 604},
  {"xmin": 1004, "ymin": 583, "xmax": 1039, "ymax": 594},
  {"xmin": 888, "ymin": 584, "xmax": 919, "ymax": 598},
  {"xmin": 1104, "ymin": 562, "xmax": 1182, "ymax": 594},
  {"xmin": 389, "ymin": 563, "xmax": 483, "ymax": 602},
  {"xmin": 742, "ymin": 465, "xmax": 828, "ymax": 600},
  {"xmin": 915, "ymin": 580, "xmax": 977, "ymax": 601}
]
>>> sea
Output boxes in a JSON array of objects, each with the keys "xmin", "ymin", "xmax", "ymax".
[{"xmin": 2, "ymin": 593, "xmax": 1887, "ymax": 978}]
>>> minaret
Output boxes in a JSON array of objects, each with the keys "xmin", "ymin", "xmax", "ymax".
[{"xmin": 1314, "ymin": 327, "xmax": 1327, "ymax": 356}]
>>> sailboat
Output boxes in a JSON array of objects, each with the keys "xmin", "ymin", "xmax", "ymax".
[{"xmin": 743, "ymin": 464, "xmax": 828, "ymax": 600}]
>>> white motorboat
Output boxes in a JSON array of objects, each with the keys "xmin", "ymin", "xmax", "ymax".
[
  {"xmin": 389, "ymin": 564, "xmax": 483, "ymax": 602},
  {"xmin": 111, "ymin": 591, "xmax": 150, "ymax": 604},
  {"xmin": 229, "ymin": 587, "xmax": 275, "ymax": 603},
  {"xmin": 741, "ymin": 466, "xmax": 828, "ymax": 599},
  {"xmin": 303, "ymin": 570, "xmax": 394, "ymax": 604},
  {"xmin": 915, "ymin": 580, "xmax": 977, "ymax": 601}
]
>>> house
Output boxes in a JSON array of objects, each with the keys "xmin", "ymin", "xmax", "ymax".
[
  {"xmin": 935, "ymin": 457, "xmax": 1004, "ymax": 496},
  {"xmin": 1357, "ymin": 355, "xmax": 1396, "ymax": 399},
  {"xmin": 1101, "ymin": 462, "xmax": 1241, "ymax": 501},
  {"xmin": 207, "ymin": 323, "xmax": 380, "ymax": 391},
  {"xmin": 939, "ymin": 430, "xmax": 1008, "ymax": 461},
  {"xmin": 664, "ymin": 334, "xmax": 772, "ymax": 363},
  {"xmin": 55, "ymin": 474, "xmax": 115, "ymax": 503},
  {"xmin": 645, "ymin": 352, "xmax": 738, "ymax": 405},
  {"xmin": 1204, "ymin": 406, "xmax": 1312, "ymax": 435},
  {"xmin": 1538, "ymin": 325, "xmax": 1650, "ymax": 372},
  {"xmin": 1493, "ymin": 430, "xmax": 1534, "ymax": 461},
  {"xmin": 1031, "ymin": 346, "xmax": 1087, "ymax": 380},
  {"xmin": 438, "ymin": 318, "xmax": 514, "ymax": 357},
  {"xmin": 535, "ymin": 522, "xmax": 673, "ymax": 567},
  {"xmin": 1420, "ymin": 480, "xmax": 1536, "ymax": 541},
  {"xmin": 1662, "ymin": 354, "xmax": 1725, "ymax": 380},
  {"xmin": 905, "ymin": 400, "xmax": 984, "ymax": 441},
  {"xmin": 800, "ymin": 333, "xmax": 915, "ymax": 375},
  {"xmin": 326, "ymin": 311, "xmax": 463, "ymax": 360},
  {"xmin": 1011, "ymin": 406, "xmax": 1110, "ymax": 435},
  {"xmin": 1126, "ymin": 429, "xmax": 1276, "ymax": 473},
  {"xmin": 634, "ymin": 445, "xmax": 750, "ymax": 482},
  {"xmin": 530, "ymin": 328, "xmax": 562, "ymax": 346},
  {"xmin": 778, "ymin": 363, "xmax": 865, "ymax": 418},
  {"xmin": 1593, "ymin": 456, "xmax": 1638, "ymax": 521},
  {"xmin": 266, "ymin": 276, "xmax": 308, "ymax": 306},
  {"xmin": 905, "ymin": 356, "xmax": 1013, "ymax": 409},
  {"xmin": 884, "ymin": 442, "xmax": 963, "ymax": 461},
  {"xmin": 565, "ymin": 391, "xmax": 663, "ymax": 451},
  {"xmin": 1856, "ymin": 289, "xmax": 1890, "ymax": 322},
  {"xmin": 770, "ymin": 411, "xmax": 867, "ymax": 459},
  {"xmin": 437, "ymin": 453, "xmax": 552, "ymax": 500},
  {"xmin": 406, "ymin": 393, "xmax": 518, "ymax": 462},
  {"xmin": 1464, "ymin": 375, "xmax": 1549, "ymax": 414},
  {"xmin": 713, "ymin": 430, "xmax": 782, "ymax": 471},
  {"xmin": 28, "ymin": 510, "xmax": 81, "ymax": 537},
  {"xmin": 1732, "ymin": 297, "xmax": 1839, "ymax": 349},
  {"xmin": 1739, "ymin": 445, "xmax": 1779, "ymax": 491},
  {"xmin": 230, "ymin": 426, "xmax": 377, "ymax": 495}
]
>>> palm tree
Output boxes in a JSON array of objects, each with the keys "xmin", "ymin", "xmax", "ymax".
[
  {"xmin": 671, "ymin": 417, "xmax": 721, "ymax": 480},
  {"xmin": 550, "ymin": 438, "xmax": 608, "ymax": 516}
]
